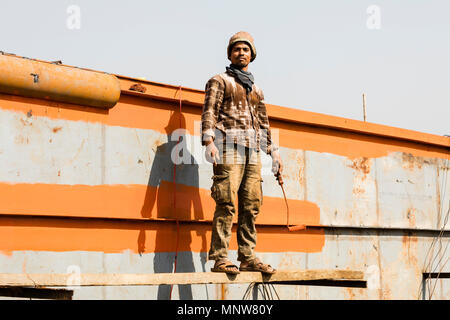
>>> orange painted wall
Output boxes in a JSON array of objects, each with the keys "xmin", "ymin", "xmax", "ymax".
[
  {"xmin": 0, "ymin": 92, "xmax": 448, "ymax": 161},
  {"xmin": 0, "ymin": 182, "xmax": 319, "ymax": 226},
  {"xmin": 0, "ymin": 216, "xmax": 325, "ymax": 255},
  {"xmin": 0, "ymin": 73, "xmax": 448, "ymax": 256}
]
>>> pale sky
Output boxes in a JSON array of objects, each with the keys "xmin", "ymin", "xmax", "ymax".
[{"xmin": 1, "ymin": 0, "xmax": 449, "ymax": 137}]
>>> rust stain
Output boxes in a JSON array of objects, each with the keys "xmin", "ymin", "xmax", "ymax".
[
  {"xmin": 382, "ymin": 288, "xmax": 392, "ymax": 300},
  {"xmin": 401, "ymin": 231, "xmax": 419, "ymax": 279},
  {"xmin": 129, "ymin": 83, "xmax": 146, "ymax": 93},
  {"xmin": 401, "ymin": 153, "xmax": 437, "ymax": 171},
  {"xmin": 350, "ymin": 157, "xmax": 371, "ymax": 195},
  {"xmin": 221, "ymin": 284, "xmax": 226, "ymax": 300},
  {"xmin": 298, "ymin": 157, "xmax": 306, "ymax": 189},
  {"xmin": 352, "ymin": 187, "xmax": 366, "ymax": 195},
  {"xmin": 22, "ymin": 256, "xmax": 27, "ymax": 273},
  {"xmin": 348, "ymin": 157, "xmax": 371, "ymax": 176},
  {"xmin": 346, "ymin": 287, "xmax": 365, "ymax": 300},
  {"xmin": 52, "ymin": 126, "xmax": 62, "ymax": 133},
  {"xmin": 402, "ymin": 208, "xmax": 418, "ymax": 263},
  {"xmin": 14, "ymin": 135, "xmax": 25, "ymax": 144},
  {"xmin": 20, "ymin": 118, "xmax": 32, "ymax": 126},
  {"xmin": 402, "ymin": 153, "xmax": 423, "ymax": 170},
  {"xmin": 406, "ymin": 208, "xmax": 417, "ymax": 228}
]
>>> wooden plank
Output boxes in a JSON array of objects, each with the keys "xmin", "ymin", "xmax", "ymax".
[
  {"xmin": 0, "ymin": 287, "xmax": 73, "ymax": 300},
  {"xmin": 0, "ymin": 270, "xmax": 364, "ymax": 287}
]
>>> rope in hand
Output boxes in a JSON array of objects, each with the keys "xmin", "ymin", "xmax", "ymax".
[
  {"xmin": 276, "ymin": 172, "xmax": 306, "ymax": 232},
  {"xmin": 169, "ymin": 86, "xmax": 182, "ymax": 299},
  {"xmin": 276, "ymin": 173, "xmax": 290, "ymax": 229}
]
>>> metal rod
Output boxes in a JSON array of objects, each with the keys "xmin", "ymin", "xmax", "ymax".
[{"xmin": 362, "ymin": 93, "xmax": 367, "ymax": 122}]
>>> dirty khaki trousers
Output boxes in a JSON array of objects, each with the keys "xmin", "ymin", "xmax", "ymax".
[{"xmin": 208, "ymin": 143, "xmax": 262, "ymax": 263}]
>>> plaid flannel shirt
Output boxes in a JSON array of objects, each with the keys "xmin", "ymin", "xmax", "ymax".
[{"xmin": 201, "ymin": 70, "xmax": 277, "ymax": 154}]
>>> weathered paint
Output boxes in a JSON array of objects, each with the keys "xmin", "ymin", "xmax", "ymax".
[{"xmin": 0, "ymin": 55, "xmax": 449, "ymax": 299}]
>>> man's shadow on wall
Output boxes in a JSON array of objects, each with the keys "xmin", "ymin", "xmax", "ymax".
[{"xmin": 138, "ymin": 110, "xmax": 208, "ymax": 300}]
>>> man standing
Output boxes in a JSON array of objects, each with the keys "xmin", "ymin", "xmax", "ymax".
[{"xmin": 201, "ymin": 31, "xmax": 283, "ymax": 274}]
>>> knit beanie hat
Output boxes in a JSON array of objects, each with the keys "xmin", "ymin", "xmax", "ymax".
[{"xmin": 227, "ymin": 31, "xmax": 257, "ymax": 62}]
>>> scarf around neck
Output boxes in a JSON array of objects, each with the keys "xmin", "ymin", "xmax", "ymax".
[{"xmin": 226, "ymin": 64, "xmax": 254, "ymax": 93}]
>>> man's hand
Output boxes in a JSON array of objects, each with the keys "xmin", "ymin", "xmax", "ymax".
[
  {"xmin": 205, "ymin": 139, "xmax": 220, "ymax": 165},
  {"xmin": 271, "ymin": 149, "xmax": 283, "ymax": 176}
]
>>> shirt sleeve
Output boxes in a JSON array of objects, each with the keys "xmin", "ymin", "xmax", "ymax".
[
  {"xmin": 201, "ymin": 77, "xmax": 224, "ymax": 146},
  {"xmin": 257, "ymin": 90, "xmax": 278, "ymax": 155}
]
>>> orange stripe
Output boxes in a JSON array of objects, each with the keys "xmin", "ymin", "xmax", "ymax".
[
  {"xmin": 0, "ymin": 93, "xmax": 199, "ymax": 134},
  {"xmin": 0, "ymin": 182, "xmax": 319, "ymax": 227},
  {"xmin": 0, "ymin": 216, "xmax": 324, "ymax": 255},
  {"xmin": 0, "ymin": 93, "xmax": 448, "ymax": 161},
  {"xmin": 271, "ymin": 119, "xmax": 450, "ymax": 160}
]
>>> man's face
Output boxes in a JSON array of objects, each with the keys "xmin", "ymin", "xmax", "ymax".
[{"xmin": 230, "ymin": 42, "xmax": 252, "ymax": 68}]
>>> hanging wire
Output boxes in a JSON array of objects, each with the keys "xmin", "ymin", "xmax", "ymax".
[
  {"xmin": 243, "ymin": 282, "xmax": 280, "ymax": 300},
  {"xmin": 428, "ymin": 203, "xmax": 450, "ymax": 299},
  {"xmin": 426, "ymin": 157, "xmax": 449, "ymax": 299},
  {"xmin": 418, "ymin": 157, "xmax": 449, "ymax": 299}
]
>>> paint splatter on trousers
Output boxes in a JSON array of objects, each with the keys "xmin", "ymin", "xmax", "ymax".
[{"xmin": 208, "ymin": 144, "xmax": 262, "ymax": 262}]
